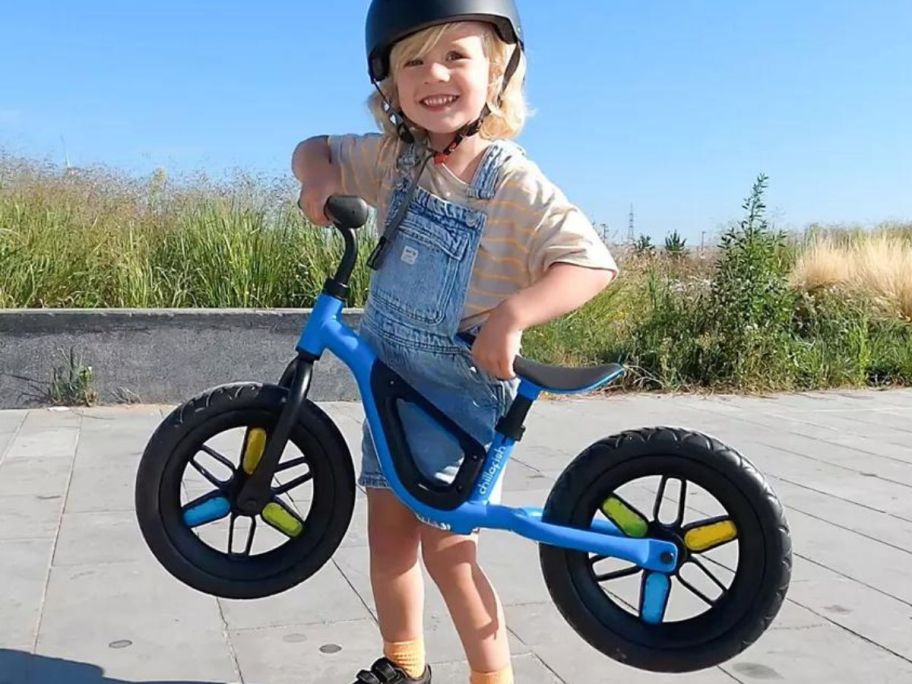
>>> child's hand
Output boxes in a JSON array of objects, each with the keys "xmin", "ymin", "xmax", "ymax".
[
  {"xmin": 297, "ymin": 183, "xmax": 333, "ymax": 226},
  {"xmin": 471, "ymin": 304, "xmax": 524, "ymax": 380}
]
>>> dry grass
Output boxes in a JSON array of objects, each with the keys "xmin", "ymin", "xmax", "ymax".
[{"xmin": 791, "ymin": 228, "xmax": 912, "ymax": 320}]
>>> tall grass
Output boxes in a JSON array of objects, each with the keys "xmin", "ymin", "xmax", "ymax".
[
  {"xmin": 2, "ymin": 152, "xmax": 910, "ymax": 392},
  {"xmin": 0, "ymin": 154, "xmax": 375, "ymax": 308},
  {"xmin": 790, "ymin": 230, "xmax": 912, "ymax": 320},
  {"xmin": 605, "ymin": 177, "xmax": 912, "ymax": 391}
]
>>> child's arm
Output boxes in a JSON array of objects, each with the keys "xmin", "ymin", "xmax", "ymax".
[
  {"xmin": 471, "ymin": 263, "xmax": 616, "ymax": 380},
  {"xmin": 291, "ymin": 136, "xmax": 342, "ymax": 225}
]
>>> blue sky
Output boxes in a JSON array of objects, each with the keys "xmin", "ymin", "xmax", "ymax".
[{"xmin": 2, "ymin": 1, "xmax": 910, "ymax": 243}]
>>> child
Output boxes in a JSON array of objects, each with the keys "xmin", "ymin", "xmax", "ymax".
[{"xmin": 292, "ymin": 2, "xmax": 618, "ymax": 682}]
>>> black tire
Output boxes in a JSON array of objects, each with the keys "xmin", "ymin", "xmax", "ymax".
[
  {"xmin": 135, "ymin": 382, "xmax": 356, "ymax": 599},
  {"xmin": 539, "ymin": 427, "xmax": 791, "ymax": 673}
]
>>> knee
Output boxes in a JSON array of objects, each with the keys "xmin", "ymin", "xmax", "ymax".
[
  {"xmin": 368, "ymin": 516, "xmax": 420, "ymax": 573},
  {"xmin": 421, "ymin": 535, "xmax": 476, "ymax": 587}
]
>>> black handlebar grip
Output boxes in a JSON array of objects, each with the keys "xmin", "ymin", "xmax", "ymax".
[{"xmin": 325, "ymin": 195, "xmax": 369, "ymax": 229}]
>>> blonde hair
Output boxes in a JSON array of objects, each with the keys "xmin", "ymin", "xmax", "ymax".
[{"xmin": 368, "ymin": 22, "xmax": 528, "ymax": 141}]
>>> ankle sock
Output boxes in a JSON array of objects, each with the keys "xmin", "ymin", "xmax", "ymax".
[
  {"xmin": 383, "ymin": 639, "xmax": 426, "ymax": 679},
  {"xmin": 469, "ymin": 665, "xmax": 513, "ymax": 684}
]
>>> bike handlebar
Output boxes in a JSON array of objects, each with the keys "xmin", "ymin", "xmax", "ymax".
[
  {"xmin": 321, "ymin": 195, "xmax": 370, "ymax": 298},
  {"xmin": 324, "ymin": 195, "xmax": 369, "ymax": 230}
]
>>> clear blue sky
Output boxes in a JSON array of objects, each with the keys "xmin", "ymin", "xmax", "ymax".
[{"xmin": 2, "ymin": 1, "xmax": 910, "ymax": 243}]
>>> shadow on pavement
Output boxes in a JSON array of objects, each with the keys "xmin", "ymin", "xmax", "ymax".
[{"xmin": 0, "ymin": 649, "xmax": 236, "ymax": 684}]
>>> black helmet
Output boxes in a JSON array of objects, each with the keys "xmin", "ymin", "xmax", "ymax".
[{"xmin": 366, "ymin": 0, "xmax": 524, "ymax": 82}]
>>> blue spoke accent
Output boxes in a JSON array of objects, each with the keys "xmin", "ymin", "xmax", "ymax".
[
  {"xmin": 639, "ymin": 571, "xmax": 671, "ymax": 625},
  {"xmin": 183, "ymin": 491, "xmax": 232, "ymax": 528}
]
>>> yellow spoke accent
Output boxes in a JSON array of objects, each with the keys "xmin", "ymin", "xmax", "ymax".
[
  {"xmin": 242, "ymin": 428, "xmax": 267, "ymax": 475},
  {"xmin": 261, "ymin": 502, "xmax": 303, "ymax": 538},
  {"xmin": 601, "ymin": 496, "xmax": 648, "ymax": 538},
  {"xmin": 684, "ymin": 519, "xmax": 738, "ymax": 552}
]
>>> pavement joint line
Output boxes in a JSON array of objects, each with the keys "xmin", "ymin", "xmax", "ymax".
[
  {"xmin": 0, "ymin": 410, "xmax": 28, "ymax": 468},
  {"xmin": 753, "ymin": 439, "xmax": 912, "ymax": 490},
  {"xmin": 823, "ymin": 411, "xmax": 912, "ymax": 435},
  {"xmin": 775, "ymin": 502, "xmax": 912, "ymax": 557},
  {"xmin": 703, "ymin": 407, "xmax": 912, "ymax": 467},
  {"xmin": 529, "ymin": 652, "xmax": 568, "ymax": 684},
  {"xmin": 717, "ymin": 665, "xmax": 746, "ymax": 683},
  {"xmin": 32, "ymin": 410, "xmax": 82, "ymax": 655},
  {"xmin": 786, "ymin": 595, "xmax": 912, "ymax": 665},
  {"xmin": 215, "ymin": 597, "xmax": 246, "ymax": 684},
  {"xmin": 724, "ymin": 404, "xmax": 912, "ymax": 447},
  {"xmin": 793, "ymin": 552, "xmax": 912, "ymax": 609},
  {"xmin": 502, "ymin": 626, "xmax": 568, "ymax": 684},
  {"xmin": 771, "ymin": 474, "xmax": 912, "ymax": 524},
  {"xmin": 226, "ymin": 616, "xmax": 379, "ymax": 634},
  {"xmin": 330, "ymin": 556, "xmax": 379, "ymax": 626}
]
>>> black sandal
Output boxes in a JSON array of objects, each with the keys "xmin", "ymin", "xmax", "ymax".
[{"xmin": 353, "ymin": 657, "xmax": 432, "ymax": 684}]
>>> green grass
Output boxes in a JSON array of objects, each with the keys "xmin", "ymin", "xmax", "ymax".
[{"xmin": 2, "ymin": 152, "xmax": 910, "ymax": 393}]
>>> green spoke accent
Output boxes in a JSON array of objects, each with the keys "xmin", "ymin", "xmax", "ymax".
[
  {"xmin": 600, "ymin": 495, "xmax": 649, "ymax": 538},
  {"xmin": 261, "ymin": 498, "xmax": 304, "ymax": 538}
]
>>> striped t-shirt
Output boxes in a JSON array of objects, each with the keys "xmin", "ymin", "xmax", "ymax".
[{"xmin": 329, "ymin": 133, "xmax": 618, "ymax": 330}]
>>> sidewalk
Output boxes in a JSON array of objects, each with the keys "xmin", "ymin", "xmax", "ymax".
[{"xmin": 2, "ymin": 389, "xmax": 911, "ymax": 683}]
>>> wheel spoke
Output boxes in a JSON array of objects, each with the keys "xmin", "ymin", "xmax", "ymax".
[
  {"xmin": 639, "ymin": 572, "xmax": 671, "ymax": 624},
  {"xmin": 682, "ymin": 516, "xmax": 738, "ymax": 553},
  {"xmin": 653, "ymin": 476, "xmax": 687, "ymax": 526},
  {"xmin": 273, "ymin": 472, "xmax": 313, "ymax": 496},
  {"xmin": 182, "ymin": 490, "xmax": 231, "ymax": 528},
  {"xmin": 188, "ymin": 456, "xmax": 226, "ymax": 488},
  {"xmin": 675, "ymin": 479, "xmax": 687, "ymax": 527},
  {"xmin": 198, "ymin": 444, "xmax": 235, "ymax": 471},
  {"xmin": 243, "ymin": 517, "xmax": 257, "ymax": 556},
  {"xmin": 276, "ymin": 456, "xmax": 309, "ymax": 472},
  {"xmin": 594, "ymin": 565, "xmax": 642, "ymax": 583},
  {"xmin": 690, "ymin": 557, "xmax": 729, "ymax": 594},
  {"xmin": 652, "ymin": 475, "xmax": 669, "ymax": 520},
  {"xmin": 227, "ymin": 513, "xmax": 258, "ymax": 557},
  {"xmin": 677, "ymin": 572, "xmax": 717, "ymax": 607}
]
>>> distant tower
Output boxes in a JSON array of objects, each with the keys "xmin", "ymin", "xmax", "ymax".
[{"xmin": 627, "ymin": 204, "xmax": 635, "ymax": 243}]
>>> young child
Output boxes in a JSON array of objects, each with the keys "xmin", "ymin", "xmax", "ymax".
[{"xmin": 292, "ymin": 2, "xmax": 618, "ymax": 682}]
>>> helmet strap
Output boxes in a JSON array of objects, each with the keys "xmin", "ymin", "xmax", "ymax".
[
  {"xmin": 433, "ymin": 45, "xmax": 521, "ymax": 163},
  {"xmin": 372, "ymin": 81, "xmax": 416, "ymax": 144}
]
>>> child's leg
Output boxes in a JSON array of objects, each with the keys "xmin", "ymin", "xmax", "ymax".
[
  {"xmin": 420, "ymin": 525, "xmax": 513, "ymax": 682},
  {"xmin": 367, "ymin": 488, "xmax": 427, "ymax": 677}
]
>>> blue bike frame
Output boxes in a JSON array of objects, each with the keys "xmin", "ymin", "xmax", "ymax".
[{"xmin": 297, "ymin": 292, "xmax": 678, "ymax": 573}]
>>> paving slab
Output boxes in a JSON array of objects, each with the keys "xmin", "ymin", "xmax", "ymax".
[{"xmin": 0, "ymin": 389, "xmax": 910, "ymax": 683}]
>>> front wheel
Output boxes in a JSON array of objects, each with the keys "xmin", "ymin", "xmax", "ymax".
[
  {"xmin": 135, "ymin": 382, "xmax": 356, "ymax": 599},
  {"xmin": 540, "ymin": 427, "xmax": 791, "ymax": 672}
]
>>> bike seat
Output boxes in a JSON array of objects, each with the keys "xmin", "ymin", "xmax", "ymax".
[
  {"xmin": 457, "ymin": 333, "xmax": 624, "ymax": 393},
  {"xmin": 514, "ymin": 356, "xmax": 624, "ymax": 393}
]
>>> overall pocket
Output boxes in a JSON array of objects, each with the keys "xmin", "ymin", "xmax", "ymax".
[{"xmin": 370, "ymin": 188, "xmax": 478, "ymax": 329}]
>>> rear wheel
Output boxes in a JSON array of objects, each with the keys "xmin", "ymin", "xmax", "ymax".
[{"xmin": 540, "ymin": 427, "xmax": 791, "ymax": 672}]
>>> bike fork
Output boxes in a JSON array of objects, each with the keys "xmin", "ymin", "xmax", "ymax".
[{"xmin": 235, "ymin": 355, "xmax": 314, "ymax": 514}]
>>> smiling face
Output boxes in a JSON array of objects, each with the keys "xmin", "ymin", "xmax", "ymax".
[{"xmin": 392, "ymin": 22, "xmax": 492, "ymax": 143}]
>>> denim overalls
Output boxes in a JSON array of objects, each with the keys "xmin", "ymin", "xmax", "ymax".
[{"xmin": 358, "ymin": 139, "xmax": 522, "ymax": 507}]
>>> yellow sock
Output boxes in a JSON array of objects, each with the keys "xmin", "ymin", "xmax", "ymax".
[
  {"xmin": 383, "ymin": 639, "xmax": 426, "ymax": 679},
  {"xmin": 470, "ymin": 666, "xmax": 514, "ymax": 684}
]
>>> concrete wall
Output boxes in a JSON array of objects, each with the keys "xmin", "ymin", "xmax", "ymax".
[{"xmin": 0, "ymin": 309, "xmax": 363, "ymax": 409}]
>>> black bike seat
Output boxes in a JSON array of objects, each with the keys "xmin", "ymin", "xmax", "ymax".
[{"xmin": 457, "ymin": 332, "xmax": 623, "ymax": 393}]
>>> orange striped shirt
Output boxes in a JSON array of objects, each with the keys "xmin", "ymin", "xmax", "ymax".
[{"xmin": 329, "ymin": 133, "xmax": 618, "ymax": 329}]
